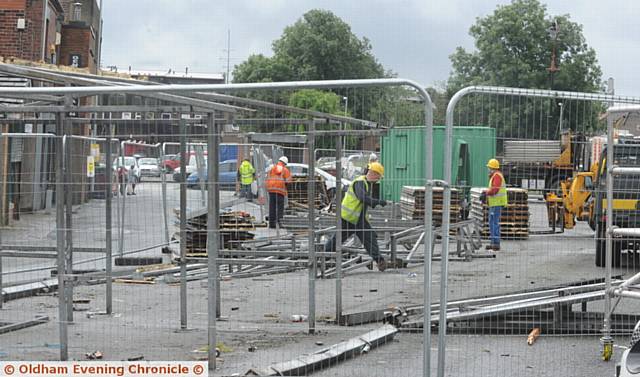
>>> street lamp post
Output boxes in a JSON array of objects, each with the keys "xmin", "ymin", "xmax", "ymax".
[{"xmin": 342, "ymin": 96, "xmax": 348, "ymax": 150}]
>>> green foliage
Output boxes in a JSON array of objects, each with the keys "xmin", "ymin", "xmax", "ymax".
[
  {"xmin": 289, "ymin": 89, "xmax": 342, "ymax": 113},
  {"xmin": 448, "ymin": 0, "xmax": 602, "ymax": 94},
  {"xmin": 233, "ymin": 9, "xmax": 385, "ymax": 83},
  {"xmin": 447, "ymin": 0, "xmax": 604, "ymax": 139}
]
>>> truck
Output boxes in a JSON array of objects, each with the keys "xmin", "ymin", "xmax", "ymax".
[
  {"xmin": 501, "ymin": 131, "xmax": 586, "ymax": 194},
  {"xmin": 545, "ymin": 136, "xmax": 640, "ymax": 267}
]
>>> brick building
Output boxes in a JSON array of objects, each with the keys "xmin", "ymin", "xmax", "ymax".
[
  {"xmin": 0, "ymin": 0, "xmax": 64, "ymax": 63},
  {"xmin": 0, "ymin": 0, "xmax": 101, "ymax": 72},
  {"xmin": 58, "ymin": 0, "xmax": 100, "ymax": 73}
]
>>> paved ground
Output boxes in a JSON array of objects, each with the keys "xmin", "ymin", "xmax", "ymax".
[{"xmin": 1, "ymin": 181, "xmax": 639, "ymax": 377}]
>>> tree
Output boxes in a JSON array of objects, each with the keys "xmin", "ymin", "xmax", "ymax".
[
  {"xmin": 447, "ymin": 0, "xmax": 604, "ymax": 139},
  {"xmin": 448, "ymin": 0, "xmax": 601, "ymax": 94},
  {"xmin": 233, "ymin": 9, "xmax": 385, "ymax": 83}
]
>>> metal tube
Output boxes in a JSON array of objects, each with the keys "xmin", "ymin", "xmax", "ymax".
[
  {"xmin": 118, "ymin": 141, "xmax": 126, "ymax": 257},
  {"xmin": 55, "ymin": 113, "xmax": 68, "ymax": 360},
  {"xmin": 423, "ymin": 98, "xmax": 435, "ymax": 377},
  {"xmin": 0, "ymin": 131, "xmax": 4, "ymax": 309},
  {"xmin": 612, "ymin": 228, "xmax": 640, "ymax": 237},
  {"xmin": 105, "ymin": 125, "xmax": 113, "ymax": 314},
  {"xmin": 612, "ymin": 290, "xmax": 640, "ymax": 300},
  {"xmin": 63, "ymin": 134, "xmax": 73, "ymax": 325},
  {"xmin": 179, "ymin": 119, "xmax": 188, "ymax": 329},
  {"xmin": 308, "ymin": 120, "xmax": 316, "ymax": 334},
  {"xmin": 335, "ymin": 127, "xmax": 343, "ymax": 323},
  {"xmin": 206, "ymin": 112, "xmax": 219, "ymax": 370},
  {"xmin": 603, "ymin": 111, "xmax": 614, "ymax": 346},
  {"xmin": 161, "ymin": 143, "xmax": 170, "ymax": 245},
  {"xmin": 611, "ymin": 167, "xmax": 640, "ymax": 176}
]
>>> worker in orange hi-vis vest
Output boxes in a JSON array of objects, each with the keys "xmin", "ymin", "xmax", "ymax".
[{"xmin": 265, "ymin": 156, "xmax": 292, "ymax": 229}]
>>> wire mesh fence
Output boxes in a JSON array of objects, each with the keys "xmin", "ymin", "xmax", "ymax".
[
  {"xmin": 3, "ymin": 78, "xmax": 640, "ymax": 376},
  {"xmin": 0, "ymin": 80, "xmax": 437, "ymax": 377},
  {"xmin": 438, "ymin": 87, "xmax": 640, "ymax": 377}
]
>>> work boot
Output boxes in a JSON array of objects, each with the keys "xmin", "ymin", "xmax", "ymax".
[
  {"xmin": 485, "ymin": 244, "xmax": 494, "ymax": 250},
  {"xmin": 493, "ymin": 244, "xmax": 501, "ymax": 251},
  {"xmin": 377, "ymin": 259, "xmax": 387, "ymax": 272}
]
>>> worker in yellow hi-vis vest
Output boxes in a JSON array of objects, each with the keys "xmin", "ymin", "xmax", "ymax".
[
  {"xmin": 481, "ymin": 158, "xmax": 508, "ymax": 251},
  {"xmin": 324, "ymin": 162, "xmax": 388, "ymax": 271},
  {"xmin": 237, "ymin": 158, "xmax": 256, "ymax": 201}
]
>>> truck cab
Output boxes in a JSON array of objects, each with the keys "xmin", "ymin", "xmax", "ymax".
[{"xmin": 593, "ymin": 141, "xmax": 640, "ymax": 267}]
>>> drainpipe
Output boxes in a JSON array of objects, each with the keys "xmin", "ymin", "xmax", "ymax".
[{"xmin": 41, "ymin": 0, "xmax": 48, "ymax": 61}]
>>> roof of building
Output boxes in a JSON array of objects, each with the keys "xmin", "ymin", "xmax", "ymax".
[{"xmin": 126, "ymin": 69, "xmax": 224, "ymax": 81}]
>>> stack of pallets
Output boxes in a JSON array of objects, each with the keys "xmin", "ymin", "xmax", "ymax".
[
  {"xmin": 469, "ymin": 187, "xmax": 529, "ymax": 240},
  {"xmin": 286, "ymin": 177, "xmax": 328, "ymax": 209},
  {"xmin": 400, "ymin": 186, "xmax": 461, "ymax": 225},
  {"xmin": 174, "ymin": 209, "xmax": 258, "ymax": 254}
]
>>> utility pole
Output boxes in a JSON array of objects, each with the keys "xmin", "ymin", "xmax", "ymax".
[
  {"xmin": 547, "ymin": 19, "xmax": 560, "ymax": 90},
  {"xmin": 226, "ymin": 29, "xmax": 231, "ymax": 84}
]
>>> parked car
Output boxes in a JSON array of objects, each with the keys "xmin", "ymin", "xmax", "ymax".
[
  {"xmin": 164, "ymin": 151, "xmax": 208, "ymax": 174},
  {"xmin": 160, "ymin": 154, "xmax": 177, "ymax": 172},
  {"xmin": 138, "ymin": 157, "xmax": 161, "ymax": 177},
  {"xmin": 266, "ymin": 163, "xmax": 351, "ymax": 197},
  {"xmin": 113, "ymin": 156, "xmax": 141, "ymax": 182},
  {"xmin": 186, "ymin": 159, "xmax": 237, "ymax": 189}
]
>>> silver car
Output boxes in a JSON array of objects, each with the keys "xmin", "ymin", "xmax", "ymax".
[{"xmin": 138, "ymin": 157, "xmax": 161, "ymax": 177}]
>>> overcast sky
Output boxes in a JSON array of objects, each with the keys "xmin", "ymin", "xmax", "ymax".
[{"xmin": 101, "ymin": 0, "xmax": 640, "ymax": 96}]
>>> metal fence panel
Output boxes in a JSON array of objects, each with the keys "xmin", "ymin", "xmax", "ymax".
[
  {"xmin": 439, "ymin": 87, "xmax": 640, "ymax": 377},
  {"xmin": 0, "ymin": 79, "xmax": 437, "ymax": 377}
]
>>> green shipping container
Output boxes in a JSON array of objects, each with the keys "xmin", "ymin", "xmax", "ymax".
[{"xmin": 381, "ymin": 126, "xmax": 496, "ymax": 201}]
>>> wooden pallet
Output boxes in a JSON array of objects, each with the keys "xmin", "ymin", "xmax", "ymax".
[{"xmin": 469, "ymin": 187, "xmax": 530, "ymax": 240}]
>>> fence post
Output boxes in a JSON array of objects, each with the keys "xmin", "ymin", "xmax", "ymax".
[
  {"xmin": 105, "ymin": 124, "xmax": 113, "ymax": 314},
  {"xmin": 179, "ymin": 118, "xmax": 188, "ymax": 329},
  {"xmin": 335, "ymin": 127, "xmax": 343, "ymax": 323},
  {"xmin": 307, "ymin": 120, "xmax": 316, "ymax": 334},
  {"xmin": 602, "ymin": 109, "xmax": 615, "ymax": 355},
  {"xmin": 55, "ymin": 111, "xmax": 68, "ymax": 360},
  {"xmin": 207, "ymin": 111, "xmax": 220, "ymax": 370},
  {"xmin": 423, "ymin": 99, "xmax": 434, "ymax": 377},
  {"xmin": 0, "ymin": 130, "xmax": 3, "ymax": 309}
]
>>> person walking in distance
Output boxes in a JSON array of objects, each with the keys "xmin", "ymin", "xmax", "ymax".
[
  {"xmin": 481, "ymin": 158, "xmax": 507, "ymax": 251},
  {"xmin": 265, "ymin": 156, "xmax": 292, "ymax": 229},
  {"xmin": 127, "ymin": 164, "xmax": 137, "ymax": 195},
  {"xmin": 324, "ymin": 162, "xmax": 388, "ymax": 271},
  {"xmin": 237, "ymin": 158, "xmax": 256, "ymax": 201}
]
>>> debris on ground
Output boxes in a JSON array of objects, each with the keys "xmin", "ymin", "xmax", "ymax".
[
  {"xmin": 85, "ymin": 351, "xmax": 103, "ymax": 360},
  {"xmin": 127, "ymin": 355, "xmax": 144, "ymax": 361},
  {"xmin": 114, "ymin": 278, "xmax": 155, "ymax": 285},
  {"xmin": 527, "ymin": 328, "xmax": 541, "ymax": 345}
]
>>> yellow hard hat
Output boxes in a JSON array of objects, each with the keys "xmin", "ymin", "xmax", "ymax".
[
  {"xmin": 486, "ymin": 158, "xmax": 500, "ymax": 169},
  {"xmin": 368, "ymin": 162, "xmax": 384, "ymax": 177}
]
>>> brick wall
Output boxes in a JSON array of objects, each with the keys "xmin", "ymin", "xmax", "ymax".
[
  {"xmin": 0, "ymin": 0, "xmax": 64, "ymax": 62},
  {"xmin": 60, "ymin": 24, "xmax": 95, "ymax": 72}
]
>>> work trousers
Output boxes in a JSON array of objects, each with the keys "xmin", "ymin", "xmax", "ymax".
[
  {"xmin": 268, "ymin": 192, "xmax": 285, "ymax": 228},
  {"xmin": 324, "ymin": 219, "xmax": 382, "ymax": 262},
  {"xmin": 240, "ymin": 184, "xmax": 253, "ymax": 200},
  {"xmin": 489, "ymin": 206, "xmax": 502, "ymax": 246}
]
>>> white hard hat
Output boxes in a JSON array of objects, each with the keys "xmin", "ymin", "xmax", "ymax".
[
  {"xmin": 369, "ymin": 153, "xmax": 378, "ymax": 162},
  {"xmin": 278, "ymin": 156, "xmax": 289, "ymax": 164}
]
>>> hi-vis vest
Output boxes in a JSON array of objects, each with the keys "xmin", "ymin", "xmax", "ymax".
[
  {"xmin": 341, "ymin": 176, "xmax": 369, "ymax": 224},
  {"xmin": 239, "ymin": 160, "xmax": 255, "ymax": 185},
  {"xmin": 266, "ymin": 162, "xmax": 290, "ymax": 196},
  {"xmin": 487, "ymin": 172, "xmax": 508, "ymax": 207}
]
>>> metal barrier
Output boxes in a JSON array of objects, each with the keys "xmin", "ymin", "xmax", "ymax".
[
  {"xmin": 439, "ymin": 86, "xmax": 640, "ymax": 376},
  {"xmin": 0, "ymin": 78, "xmax": 438, "ymax": 376}
]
